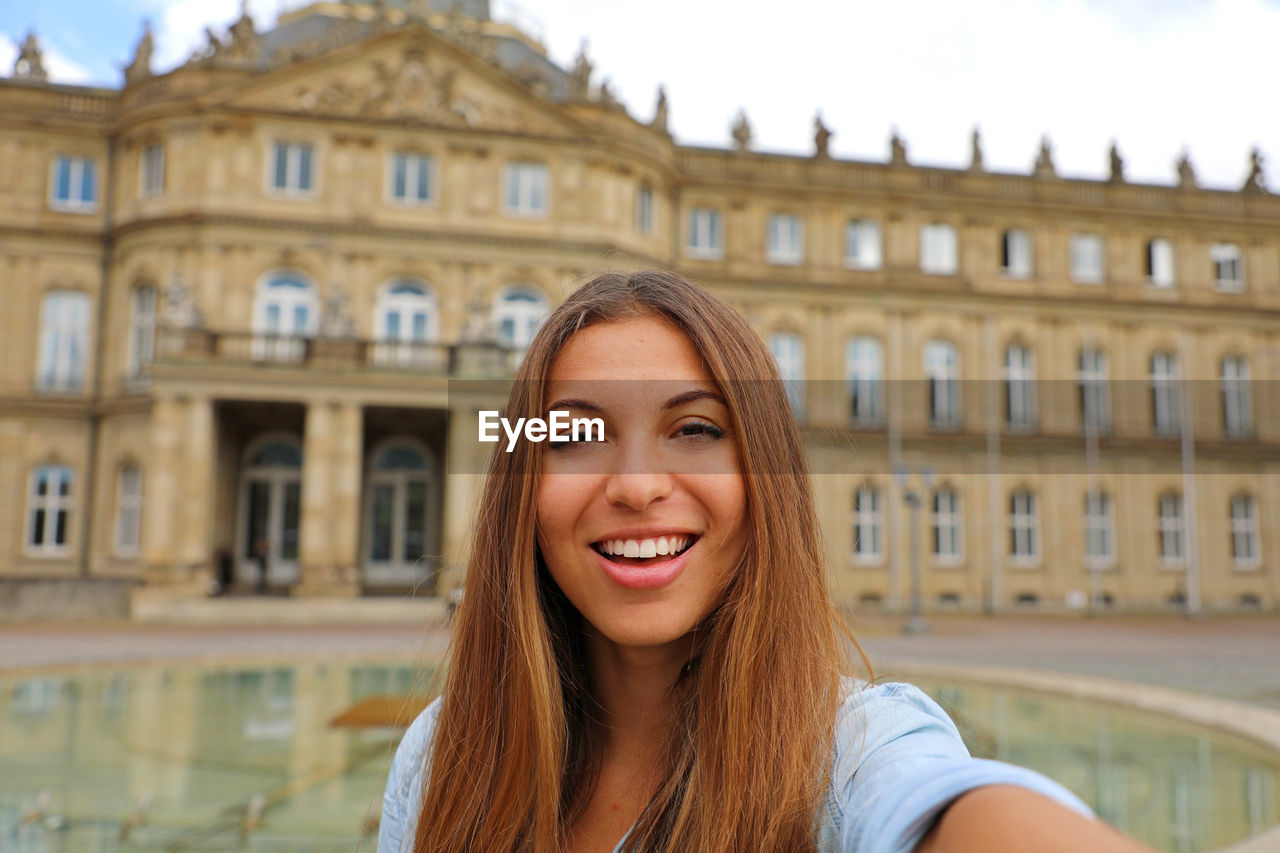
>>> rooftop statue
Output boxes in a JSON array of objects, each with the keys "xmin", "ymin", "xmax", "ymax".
[
  {"xmin": 568, "ymin": 41, "xmax": 592, "ymax": 100},
  {"xmin": 224, "ymin": 0, "xmax": 262, "ymax": 62},
  {"xmin": 731, "ymin": 109, "xmax": 752, "ymax": 151},
  {"xmin": 1242, "ymin": 146, "xmax": 1268, "ymax": 194},
  {"xmin": 1108, "ymin": 141, "xmax": 1124, "ymax": 184},
  {"xmin": 969, "ymin": 126, "xmax": 983, "ymax": 172},
  {"xmin": 889, "ymin": 128, "xmax": 907, "ymax": 166},
  {"xmin": 13, "ymin": 31, "xmax": 48, "ymax": 82},
  {"xmin": 650, "ymin": 85, "xmax": 669, "ymax": 135},
  {"xmin": 123, "ymin": 21, "xmax": 154, "ymax": 85},
  {"xmin": 1034, "ymin": 134, "xmax": 1056, "ymax": 178},
  {"xmin": 1175, "ymin": 149, "xmax": 1197, "ymax": 189},
  {"xmin": 813, "ymin": 111, "xmax": 831, "ymax": 159}
]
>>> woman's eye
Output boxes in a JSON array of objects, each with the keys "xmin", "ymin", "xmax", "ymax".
[{"xmin": 674, "ymin": 421, "xmax": 726, "ymax": 441}]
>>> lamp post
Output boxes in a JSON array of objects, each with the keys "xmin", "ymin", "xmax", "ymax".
[{"xmin": 894, "ymin": 464, "xmax": 934, "ymax": 635}]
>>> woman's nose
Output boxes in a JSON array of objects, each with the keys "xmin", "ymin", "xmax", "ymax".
[{"xmin": 603, "ymin": 445, "xmax": 673, "ymax": 511}]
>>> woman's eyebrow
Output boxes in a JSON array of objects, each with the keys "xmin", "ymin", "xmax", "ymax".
[
  {"xmin": 662, "ymin": 389, "xmax": 725, "ymax": 410},
  {"xmin": 547, "ymin": 398, "xmax": 604, "ymax": 414}
]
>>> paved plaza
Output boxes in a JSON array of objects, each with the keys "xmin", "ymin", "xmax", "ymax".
[{"xmin": 2, "ymin": 611, "xmax": 1278, "ymax": 711}]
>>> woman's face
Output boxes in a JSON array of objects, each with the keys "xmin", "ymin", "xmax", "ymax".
[{"xmin": 536, "ymin": 314, "xmax": 747, "ymax": 651}]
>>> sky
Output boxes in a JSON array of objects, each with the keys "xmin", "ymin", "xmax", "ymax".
[{"xmin": 1, "ymin": 0, "xmax": 1276, "ymax": 191}]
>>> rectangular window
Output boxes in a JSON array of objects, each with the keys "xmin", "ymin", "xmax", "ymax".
[
  {"xmin": 50, "ymin": 155, "xmax": 98, "ymax": 211},
  {"xmin": 127, "ymin": 287, "xmax": 156, "ymax": 382},
  {"xmin": 766, "ymin": 213, "xmax": 804, "ymax": 265},
  {"xmin": 1009, "ymin": 491, "xmax": 1039, "ymax": 563},
  {"xmin": 114, "ymin": 466, "xmax": 142, "ymax": 556},
  {"xmin": 26, "ymin": 466, "xmax": 73, "ymax": 556},
  {"xmin": 1230, "ymin": 495, "xmax": 1260, "ymax": 568},
  {"xmin": 37, "ymin": 291, "xmax": 91, "ymax": 392},
  {"xmin": 1211, "ymin": 243, "xmax": 1244, "ymax": 291},
  {"xmin": 389, "ymin": 152, "xmax": 434, "ymax": 204},
  {"xmin": 1146, "ymin": 238, "xmax": 1175, "ymax": 288},
  {"xmin": 1070, "ymin": 233, "xmax": 1105, "ymax": 284},
  {"xmin": 932, "ymin": 489, "xmax": 962, "ymax": 561},
  {"xmin": 1158, "ymin": 494, "xmax": 1184, "ymax": 564},
  {"xmin": 1001, "ymin": 229, "xmax": 1032, "ymax": 278},
  {"xmin": 920, "ymin": 224, "xmax": 958, "ymax": 275},
  {"xmin": 141, "ymin": 144, "xmax": 165, "ymax": 197},
  {"xmin": 686, "ymin": 207, "xmax": 723, "ymax": 258},
  {"xmin": 1003, "ymin": 345, "xmax": 1036, "ymax": 430},
  {"xmin": 1221, "ymin": 356, "xmax": 1253, "ymax": 438},
  {"xmin": 1078, "ymin": 348, "xmax": 1111, "ymax": 435},
  {"xmin": 1084, "ymin": 491, "xmax": 1114, "ymax": 567},
  {"xmin": 270, "ymin": 142, "xmax": 315, "ymax": 195},
  {"xmin": 503, "ymin": 162, "xmax": 549, "ymax": 216},
  {"xmin": 853, "ymin": 487, "xmax": 883, "ymax": 562},
  {"xmin": 925, "ymin": 340, "xmax": 960, "ymax": 428},
  {"xmin": 635, "ymin": 184, "xmax": 654, "ymax": 234},
  {"xmin": 769, "ymin": 332, "xmax": 806, "ymax": 420},
  {"xmin": 845, "ymin": 219, "xmax": 882, "ymax": 270},
  {"xmin": 1151, "ymin": 352, "xmax": 1180, "ymax": 436}
]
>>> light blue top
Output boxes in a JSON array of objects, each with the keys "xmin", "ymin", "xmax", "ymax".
[{"xmin": 378, "ymin": 680, "xmax": 1093, "ymax": 853}]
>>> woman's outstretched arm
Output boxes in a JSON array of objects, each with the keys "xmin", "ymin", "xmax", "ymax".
[{"xmin": 916, "ymin": 785, "xmax": 1155, "ymax": 853}]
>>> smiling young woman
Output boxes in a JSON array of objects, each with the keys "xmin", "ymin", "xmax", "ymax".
[{"xmin": 378, "ymin": 271, "xmax": 1152, "ymax": 853}]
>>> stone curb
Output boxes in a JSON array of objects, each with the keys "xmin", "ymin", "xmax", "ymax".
[
  {"xmin": 881, "ymin": 660, "xmax": 1280, "ymax": 853},
  {"xmin": 130, "ymin": 595, "xmax": 448, "ymax": 625}
]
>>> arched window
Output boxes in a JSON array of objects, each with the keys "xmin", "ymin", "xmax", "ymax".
[
  {"xmin": 768, "ymin": 332, "xmax": 806, "ymax": 419},
  {"xmin": 127, "ymin": 286, "xmax": 156, "ymax": 381},
  {"xmin": 26, "ymin": 465, "xmax": 74, "ymax": 555},
  {"xmin": 1077, "ymin": 347, "xmax": 1110, "ymax": 434},
  {"xmin": 253, "ymin": 273, "xmax": 316, "ymax": 362},
  {"xmin": 1230, "ymin": 494, "xmax": 1260, "ymax": 568},
  {"xmin": 493, "ymin": 287, "xmax": 549, "ymax": 350},
  {"xmin": 924, "ymin": 340, "xmax": 960, "ymax": 427},
  {"xmin": 852, "ymin": 485, "xmax": 883, "ymax": 562},
  {"xmin": 846, "ymin": 336, "xmax": 883, "ymax": 425},
  {"xmin": 365, "ymin": 441, "xmax": 439, "ymax": 590},
  {"xmin": 37, "ymin": 291, "xmax": 90, "ymax": 392},
  {"xmin": 374, "ymin": 279, "xmax": 440, "ymax": 369},
  {"xmin": 239, "ymin": 436, "xmax": 304, "ymax": 587}
]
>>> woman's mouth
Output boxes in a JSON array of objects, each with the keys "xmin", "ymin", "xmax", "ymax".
[{"xmin": 589, "ymin": 535, "xmax": 699, "ymax": 589}]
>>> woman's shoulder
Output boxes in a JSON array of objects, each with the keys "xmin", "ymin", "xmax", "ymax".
[{"xmin": 379, "ymin": 696, "xmax": 443, "ymax": 853}]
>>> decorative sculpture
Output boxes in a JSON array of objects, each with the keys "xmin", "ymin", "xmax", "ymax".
[
  {"xmin": 650, "ymin": 85, "xmax": 669, "ymax": 134},
  {"xmin": 969, "ymin": 126, "xmax": 983, "ymax": 172},
  {"xmin": 1175, "ymin": 149, "xmax": 1197, "ymax": 189},
  {"xmin": 1242, "ymin": 146, "xmax": 1268, "ymax": 194},
  {"xmin": 224, "ymin": 0, "xmax": 261, "ymax": 62},
  {"xmin": 1108, "ymin": 141, "xmax": 1124, "ymax": 184},
  {"xmin": 123, "ymin": 21, "xmax": 154, "ymax": 85},
  {"xmin": 889, "ymin": 128, "xmax": 907, "ymax": 166},
  {"xmin": 321, "ymin": 282, "xmax": 356, "ymax": 338},
  {"xmin": 731, "ymin": 109, "xmax": 752, "ymax": 152},
  {"xmin": 813, "ymin": 111, "xmax": 831, "ymax": 159},
  {"xmin": 161, "ymin": 275, "xmax": 205, "ymax": 329},
  {"xmin": 13, "ymin": 31, "xmax": 48, "ymax": 82},
  {"xmin": 568, "ymin": 41, "xmax": 592, "ymax": 100},
  {"xmin": 1034, "ymin": 134, "xmax": 1056, "ymax": 178}
]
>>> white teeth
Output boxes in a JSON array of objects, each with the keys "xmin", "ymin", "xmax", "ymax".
[{"xmin": 598, "ymin": 536, "xmax": 693, "ymax": 558}]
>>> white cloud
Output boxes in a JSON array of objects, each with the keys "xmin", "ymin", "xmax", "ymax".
[{"xmin": 1, "ymin": 31, "xmax": 98, "ymax": 85}]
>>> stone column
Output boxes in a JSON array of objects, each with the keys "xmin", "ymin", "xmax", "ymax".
[
  {"xmin": 330, "ymin": 402, "xmax": 362, "ymax": 582},
  {"xmin": 295, "ymin": 400, "xmax": 360, "ymax": 596},
  {"xmin": 141, "ymin": 395, "xmax": 182, "ymax": 585},
  {"xmin": 177, "ymin": 396, "xmax": 214, "ymax": 581},
  {"xmin": 441, "ymin": 403, "xmax": 484, "ymax": 593}
]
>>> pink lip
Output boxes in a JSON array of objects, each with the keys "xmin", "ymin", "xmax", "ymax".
[{"xmin": 591, "ymin": 540, "xmax": 695, "ymax": 591}]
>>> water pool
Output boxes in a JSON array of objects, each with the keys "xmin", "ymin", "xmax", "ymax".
[{"xmin": 1, "ymin": 661, "xmax": 1276, "ymax": 852}]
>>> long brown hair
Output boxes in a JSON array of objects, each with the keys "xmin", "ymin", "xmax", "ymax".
[{"xmin": 415, "ymin": 270, "xmax": 860, "ymax": 852}]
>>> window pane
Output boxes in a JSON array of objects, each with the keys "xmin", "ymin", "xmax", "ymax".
[
  {"xmin": 297, "ymin": 146, "xmax": 313, "ymax": 191},
  {"xmin": 79, "ymin": 160, "xmax": 96, "ymax": 203},
  {"xmin": 273, "ymin": 144, "xmax": 289, "ymax": 190},
  {"xmin": 53, "ymin": 509, "xmax": 68, "ymax": 546},
  {"xmin": 281, "ymin": 481, "xmax": 300, "ymax": 561},
  {"xmin": 405, "ymin": 481, "xmax": 427, "ymax": 563},
  {"xmin": 417, "ymin": 156, "xmax": 431, "ymax": 200},
  {"xmin": 393, "ymin": 153, "xmax": 407, "ymax": 199},
  {"xmin": 32, "ymin": 508, "xmax": 46, "ymax": 546},
  {"xmin": 371, "ymin": 483, "xmax": 394, "ymax": 562},
  {"xmin": 55, "ymin": 157, "xmax": 72, "ymax": 201}
]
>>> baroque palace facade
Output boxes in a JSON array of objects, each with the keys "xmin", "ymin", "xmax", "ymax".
[{"xmin": 1, "ymin": 0, "xmax": 1277, "ymax": 613}]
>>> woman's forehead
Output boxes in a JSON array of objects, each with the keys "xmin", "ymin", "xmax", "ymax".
[{"xmin": 548, "ymin": 315, "xmax": 711, "ymax": 384}]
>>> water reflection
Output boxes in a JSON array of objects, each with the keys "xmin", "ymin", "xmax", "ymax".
[
  {"xmin": 918, "ymin": 680, "xmax": 1280, "ymax": 853},
  {"xmin": 0, "ymin": 666, "xmax": 1276, "ymax": 852}
]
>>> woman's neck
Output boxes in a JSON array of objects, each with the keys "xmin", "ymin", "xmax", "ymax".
[{"xmin": 585, "ymin": 627, "xmax": 693, "ymax": 763}]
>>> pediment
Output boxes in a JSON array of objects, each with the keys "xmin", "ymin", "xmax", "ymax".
[{"xmin": 210, "ymin": 27, "xmax": 581, "ymax": 138}]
